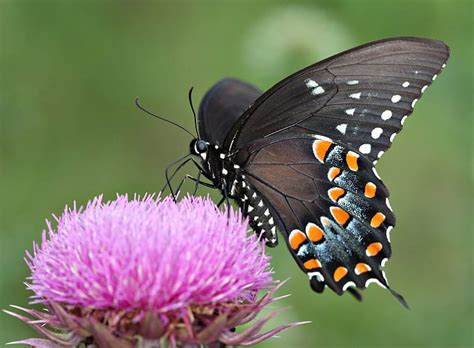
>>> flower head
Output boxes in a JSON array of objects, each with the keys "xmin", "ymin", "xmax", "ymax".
[{"xmin": 6, "ymin": 194, "xmax": 305, "ymax": 347}]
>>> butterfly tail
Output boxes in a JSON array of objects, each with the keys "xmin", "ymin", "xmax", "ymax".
[{"xmin": 387, "ymin": 286, "xmax": 410, "ymax": 309}]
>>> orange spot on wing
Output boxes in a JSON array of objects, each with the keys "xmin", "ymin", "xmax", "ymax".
[
  {"xmin": 366, "ymin": 242, "xmax": 383, "ymax": 256},
  {"xmin": 313, "ymin": 140, "xmax": 333, "ymax": 163},
  {"xmin": 355, "ymin": 263, "xmax": 371, "ymax": 275},
  {"xmin": 327, "ymin": 167, "xmax": 341, "ymax": 181},
  {"xmin": 370, "ymin": 212, "xmax": 386, "ymax": 228},
  {"xmin": 330, "ymin": 206, "xmax": 350, "ymax": 226},
  {"xmin": 334, "ymin": 266, "xmax": 348, "ymax": 282},
  {"xmin": 328, "ymin": 187, "xmax": 346, "ymax": 202},
  {"xmin": 346, "ymin": 151, "xmax": 359, "ymax": 171},
  {"xmin": 306, "ymin": 223, "xmax": 324, "ymax": 243},
  {"xmin": 289, "ymin": 229, "xmax": 307, "ymax": 250},
  {"xmin": 364, "ymin": 182, "xmax": 377, "ymax": 198},
  {"xmin": 304, "ymin": 259, "xmax": 322, "ymax": 270}
]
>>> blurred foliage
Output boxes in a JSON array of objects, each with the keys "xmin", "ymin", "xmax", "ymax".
[{"xmin": 0, "ymin": 0, "xmax": 472, "ymax": 347}]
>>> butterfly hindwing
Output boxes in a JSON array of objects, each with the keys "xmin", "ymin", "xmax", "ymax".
[
  {"xmin": 224, "ymin": 37, "xmax": 449, "ymax": 163},
  {"xmin": 238, "ymin": 134, "xmax": 401, "ymax": 299}
]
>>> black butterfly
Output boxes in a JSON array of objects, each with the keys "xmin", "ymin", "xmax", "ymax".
[{"xmin": 166, "ymin": 37, "xmax": 449, "ymax": 307}]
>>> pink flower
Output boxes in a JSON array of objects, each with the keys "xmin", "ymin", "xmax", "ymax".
[{"xmin": 6, "ymin": 195, "xmax": 306, "ymax": 347}]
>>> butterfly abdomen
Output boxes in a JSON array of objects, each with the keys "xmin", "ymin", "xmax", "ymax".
[{"xmin": 233, "ymin": 175, "xmax": 279, "ymax": 246}]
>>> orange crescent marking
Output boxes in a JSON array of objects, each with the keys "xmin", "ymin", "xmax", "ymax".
[
  {"xmin": 366, "ymin": 242, "xmax": 383, "ymax": 256},
  {"xmin": 370, "ymin": 212, "xmax": 386, "ymax": 228},
  {"xmin": 334, "ymin": 266, "xmax": 348, "ymax": 282},
  {"xmin": 328, "ymin": 167, "xmax": 341, "ymax": 181},
  {"xmin": 355, "ymin": 263, "xmax": 371, "ymax": 275},
  {"xmin": 328, "ymin": 187, "xmax": 346, "ymax": 202},
  {"xmin": 346, "ymin": 151, "xmax": 359, "ymax": 171},
  {"xmin": 306, "ymin": 224, "xmax": 324, "ymax": 243},
  {"xmin": 313, "ymin": 140, "xmax": 333, "ymax": 163},
  {"xmin": 330, "ymin": 206, "xmax": 350, "ymax": 226},
  {"xmin": 364, "ymin": 182, "xmax": 377, "ymax": 198},
  {"xmin": 289, "ymin": 229, "xmax": 307, "ymax": 250},
  {"xmin": 304, "ymin": 259, "xmax": 322, "ymax": 270}
]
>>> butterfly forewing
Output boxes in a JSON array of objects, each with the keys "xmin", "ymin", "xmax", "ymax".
[{"xmin": 224, "ymin": 37, "xmax": 449, "ymax": 163}]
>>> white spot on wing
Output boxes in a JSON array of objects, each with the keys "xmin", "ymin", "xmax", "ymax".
[
  {"xmin": 442, "ymin": 63, "xmax": 446, "ymax": 68},
  {"xmin": 401, "ymin": 115, "xmax": 408, "ymax": 125},
  {"xmin": 371, "ymin": 127, "xmax": 383, "ymax": 139},
  {"xmin": 432, "ymin": 74, "xmax": 437, "ymax": 81},
  {"xmin": 372, "ymin": 167, "xmax": 381, "ymax": 179},
  {"xmin": 349, "ymin": 92, "xmax": 361, "ymax": 99},
  {"xmin": 312, "ymin": 86, "xmax": 325, "ymax": 95},
  {"xmin": 264, "ymin": 209, "xmax": 270, "ymax": 216},
  {"xmin": 402, "ymin": 81, "xmax": 410, "ymax": 88},
  {"xmin": 421, "ymin": 85, "xmax": 428, "ymax": 93},
  {"xmin": 386, "ymin": 226, "xmax": 393, "ymax": 242},
  {"xmin": 381, "ymin": 258, "xmax": 389, "ymax": 267},
  {"xmin": 313, "ymin": 134, "xmax": 333, "ymax": 142},
  {"xmin": 347, "ymin": 80, "xmax": 359, "ymax": 85},
  {"xmin": 381, "ymin": 110, "xmax": 392, "ymax": 120},
  {"xmin": 365, "ymin": 278, "xmax": 386, "ymax": 289},
  {"xmin": 336, "ymin": 123, "xmax": 347, "ymax": 134},
  {"xmin": 390, "ymin": 133, "xmax": 397, "ymax": 143},
  {"xmin": 386, "ymin": 197, "xmax": 393, "ymax": 211},
  {"xmin": 222, "ymin": 168, "xmax": 228, "ymax": 175},
  {"xmin": 305, "ymin": 78, "xmax": 318, "ymax": 88},
  {"xmin": 391, "ymin": 95, "xmax": 401, "ymax": 103},
  {"xmin": 377, "ymin": 151, "xmax": 384, "ymax": 159},
  {"xmin": 342, "ymin": 281, "xmax": 356, "ymax": 291},
  {"xmin": 345, "ymin": 108, "xmax": 355, "ymax": 116},
  {"xmin": 247, "ymin": 205, "xmax": 254, "ymax": 213},
  {"xmin": 359, "ymin": 143, "xmax": 371, "ymax": 154},
  {"xmin": 219, "ymin": 153, "xmax": 225, "ymax": 159},
  {"xmin": 308, "ymin": 271, "xmax": 324, "ymax": 282},
  {"xmin": 411, "ymin": 99, "xmax": 418, "ymax": 108}
]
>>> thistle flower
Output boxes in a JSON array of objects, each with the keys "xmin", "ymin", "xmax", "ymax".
[{"xmin": 6, "ymin": 194, "xmax": 306, "ymax": 347}]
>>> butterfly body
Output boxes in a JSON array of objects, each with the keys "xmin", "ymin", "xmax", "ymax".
[{"xmin": 189, "ymin": 37, "xmax": 449, "ymax": 306}]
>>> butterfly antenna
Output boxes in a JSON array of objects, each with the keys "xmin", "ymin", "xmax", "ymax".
[
  {"xmin": 135, "ymin": 97, "xmax": 195, "ymax": 138},
  {"xmin": 188, "ymin": 87, "xmax": 200, "ymax": 138}
]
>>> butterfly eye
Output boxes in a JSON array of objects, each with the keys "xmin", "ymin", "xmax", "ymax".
[{"xmin": 194, "ymin": 140, "xmax": 208, "ymax": 154}]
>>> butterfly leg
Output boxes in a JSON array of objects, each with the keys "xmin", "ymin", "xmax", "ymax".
[
  {"xmin": 175, "ymin": 174, "xmax": 216, "ymax": 196},
  {"xmin": 163, "ymin": 154, "xmax": 192, "ymax": 201}
]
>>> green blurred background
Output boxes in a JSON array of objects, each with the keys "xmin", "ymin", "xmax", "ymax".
[{"xmin": 1, "ymin": 1, "xmax": 472, "ymax": 347}]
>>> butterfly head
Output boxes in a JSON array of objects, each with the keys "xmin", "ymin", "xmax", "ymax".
[{"xmin": 190, "ymin": 139, "xmax": 209, "ymax": 157}]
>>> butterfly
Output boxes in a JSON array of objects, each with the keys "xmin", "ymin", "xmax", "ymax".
[{"xmin": 178, "ymin": 37, "xmax": 450, "ymax": 307}]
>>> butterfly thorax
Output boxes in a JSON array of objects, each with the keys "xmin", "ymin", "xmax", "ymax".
[{"xmin": 191, "ymin": 139, "xmax": 278, "ymax": 246}]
